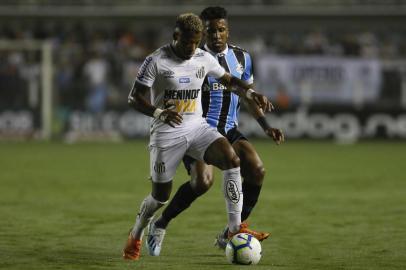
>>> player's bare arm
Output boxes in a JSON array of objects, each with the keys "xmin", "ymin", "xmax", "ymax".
[
  {"xmin": 240, "ymin": 88, "xmax": 284, "ymax": 145},
  {"xmin": 250, "ymin": 102, "xmax": 284, "ymax": 145},
  {"xmin": 217, "ymin": 73, "xmax": 273, "ymax": 113},
  {"xmin": 128, "ymin": 81, "xmax": 183, "ymax": 127}
]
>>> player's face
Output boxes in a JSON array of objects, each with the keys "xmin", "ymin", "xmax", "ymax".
[
  {"xmin": 174, "ymin": 31, "xmax": 202, "ymax": 60},
  {"xmin": 205, "ymin": 18, "xmax": 229, "ymax": 53}
]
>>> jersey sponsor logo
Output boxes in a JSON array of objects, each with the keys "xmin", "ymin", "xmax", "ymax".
[
  {"xmin": 163, "ymin": 89, "xmax": 201, "ymax": 113},
  {"xmin": 154, "ymin": 161, "xmax": 166, "ymax": 174},
  {"xmin": 196, "ymin": 66, "xmax": 205, "ymax": 79},
  {"xmin": 137, "ymin": 56, "xmax": 153, "ymax": 81},
  {"xmin": 212, "ymin": 82, "xmax": 227, "ymax": 91},
  {"xmin": 172, "ymin": 99, "xmax": 197, "ymax": 113},
  {"xmin": 162, "ymin": 70, "xmax": 175, "ymax": 78},
  {"xmin": 164, "ymin": 89, "xmax": 200, "ymax": 100},
  {"xmin": 179, "ymin": 77, "xmax": 190, "ymax": 83},
  {"xmin": 226, "ymin": 180, "xmax": 240, "ymax": 204}
]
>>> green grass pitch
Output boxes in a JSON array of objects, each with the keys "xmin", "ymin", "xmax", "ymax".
[{"xmin": 0, "ymin": 140, "xmax": 405, "ymax": 270}]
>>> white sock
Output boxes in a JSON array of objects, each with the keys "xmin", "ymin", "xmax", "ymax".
[
  {"xmin": 222, "ymin": 167, "xmax": 243, "ymax": 233},
  {"xmin": 131, "ymin": 194, "xmax": 166, "ymax": 240}
]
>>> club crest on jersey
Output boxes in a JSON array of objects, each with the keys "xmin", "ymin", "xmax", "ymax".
[
  {"xmin": 179, "ymin": 77, "xmax": 190, "ymax": 83},
  {"xmin": 196, "ymin": 66, "xmax": 205, "ymax": 79},
  {"xmin": 236, "ymin": 62, "xmax": 244, "ymax": 74}
]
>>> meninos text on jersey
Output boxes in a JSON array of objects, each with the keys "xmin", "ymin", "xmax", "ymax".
[{"xmin": 164, "ymin": 89, "xmax": 201, "ymax": 100}]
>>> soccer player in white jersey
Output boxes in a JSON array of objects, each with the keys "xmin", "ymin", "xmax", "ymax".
[
  {"xmin": 150, "ymin": 6, "xmax": 285, "ymax": 251},
  {"xmin": 123, "ymin": 13, "xmax": 273, "ymax": 261}
]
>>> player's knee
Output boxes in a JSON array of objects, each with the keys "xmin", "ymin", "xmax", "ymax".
[
  {"xmin": 244, "ymin": 164, "xmax": 265, "ymax": 186},
  {"xmin": 193, "ymin": 173, "xmax": 214, "ymax": 195},
  {"xmin": 231, "ymin": 154, "xmax": 241, "ymax": 168},
  {"xmin": 221, "ymin": 153, "xmax": 240, "ymax": 170},
  {"xmin": 252, "ymin": 165, "xmax": 265, "ymax": 186}
]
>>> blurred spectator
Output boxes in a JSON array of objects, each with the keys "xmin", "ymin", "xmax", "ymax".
[
  {"xmin": 83, "ymin": 51, "xmax": 110, "ymax": 113},
  {"xmin": 0, "ymin": 51, "xmax": 27, "ymax": 109},
  {"xmin": 1, "ymin": 19, "xmax": 406, "ymax": 114},
  {"xmin": 303, "ymin": 30, "xmax": 329, "ymax": 55},
  {"xmin": 340, "ymin": 33, "xmax": 361, "ymax": 56},
  {"xmin": 358, "ymin": 32, "xmax": 379, "ymax": 58}
]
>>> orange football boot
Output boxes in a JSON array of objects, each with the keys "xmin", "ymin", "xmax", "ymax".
[
  {"xmin": 228, "ymin": 222, "xmax": 270, "ymax": 241},
  {"xmin": 123, "ymin": 233, "xmax": 142, "ymax": 260}
]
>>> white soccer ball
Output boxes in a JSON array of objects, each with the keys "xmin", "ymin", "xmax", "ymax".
[{"xmin": 225, "ymin": 233, "xmax": 262, "ymax": 265}]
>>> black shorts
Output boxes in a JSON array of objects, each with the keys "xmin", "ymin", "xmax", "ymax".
[{"xmin": 182, "ymin": 127, "xmax": 247, "ymax": 175}]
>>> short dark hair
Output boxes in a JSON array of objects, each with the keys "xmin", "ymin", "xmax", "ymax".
[
  {"xmin": 175, "ymin": 13, "xmax": 203, "ymax": 34},
  {"xmin": 200, "ymin": 6, "xmax": 228, "ymax": 21}
]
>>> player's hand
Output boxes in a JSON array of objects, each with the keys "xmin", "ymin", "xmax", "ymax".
[
  {"xmin": 264, "ymin": 127, "xmax": 284, "ymax": 145},
  {"xmin": 159, "ymin": 109, "xmax": 183, "ymax": 127},
  {"xmin": 252, "ymin": 92, "xmax": 274, "ymax": 113}
]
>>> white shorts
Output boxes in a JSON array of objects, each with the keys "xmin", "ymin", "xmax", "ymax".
[{"xmin": 149, "ymin": 122, "xmax": 222, "ymax": 183}]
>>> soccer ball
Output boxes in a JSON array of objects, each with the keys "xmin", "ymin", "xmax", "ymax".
[{"xmin": 225, "ymin": 233, "xmax": 262, "ymax": 265}]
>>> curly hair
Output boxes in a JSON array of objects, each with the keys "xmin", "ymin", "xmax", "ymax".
[
  {"xmin": 175, "ymin": 13, "xmax": 203, "ymax": 34},
  {"xmin": 200, "ymin": 6, "xmax": 228, "ymax": 21}
]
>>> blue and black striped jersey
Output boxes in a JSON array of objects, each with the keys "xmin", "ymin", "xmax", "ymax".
[{"xmin": 201, "ymin": 44, "xmax": 254, "ymax": 135}]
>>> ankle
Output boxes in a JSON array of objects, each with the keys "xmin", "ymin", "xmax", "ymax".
[
  {"xmin": 228, "ymin": 224, "xmax": 241, "ymax": 234},
  {"xmin": 154, "ymin": 216, "xmax": 169, "ymax": 229}
]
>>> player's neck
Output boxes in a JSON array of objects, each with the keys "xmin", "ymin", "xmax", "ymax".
[
  {"xmin": 170, "ymin": 41, "xmax": 189, "ymax": 61},
  {"xmin": 205, "ymin": 43, "xmax": 228, "ymax": 55}
]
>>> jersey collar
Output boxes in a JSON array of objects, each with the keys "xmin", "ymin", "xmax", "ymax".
[{"xmin": 204, "ymin": 43, "xmax": 229, "ymax": 58}]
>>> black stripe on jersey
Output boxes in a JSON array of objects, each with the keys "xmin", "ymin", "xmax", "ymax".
[
  {"xmin": 231, "ymin": 48, "xmax": 246, "ymax": 118},
  {"xmin": 233, "ymin": 48, "xmax": 246, "ymax": 72},
  {"xmin": 202, "ymin": 76, "xmax": 210, "ymax": 118},
  {"xmin": 217, "ymin": 55, "xmax": 231, "ymax": 134},
  {"xmin": 229, "ymin": 44, "xmax": 251, "ymax": 79},
  {"xmin": 229, "ymin": 44, "xmax": 248, "ymax": 53}
]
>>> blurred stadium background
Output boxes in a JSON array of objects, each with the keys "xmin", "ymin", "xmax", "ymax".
[{"xmin": 2, "ymin": 0, "xmax": 406, "ymax": 142}]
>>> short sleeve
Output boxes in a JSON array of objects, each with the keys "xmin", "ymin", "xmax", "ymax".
[
  {"xmin": 135, "ymin": 56, "xmax": 157, "ymax": 87},
  {"xmin": 242, "ymin": 52, "xmax": 254, "ymax": 85},
  {"xmin": 205, "ymin": 53, "xmax": 226, "ymax": 79}
]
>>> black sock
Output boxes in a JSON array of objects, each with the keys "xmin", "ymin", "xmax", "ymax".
[
  {"xmin": 154, "ymin": 181, "xmax": 199, "ymax": 229},
  {"xmin": 241, "ymin": 181, "xmax": 262, "ymax": 221}
]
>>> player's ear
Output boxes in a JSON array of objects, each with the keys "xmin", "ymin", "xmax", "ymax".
[
  {"xmin": 202, "ymin": 28, "xmax": 207, "ymax": 39},
  {"xmin": 173, "ymin": 28, "xmax": 180, "ymax": 41}
]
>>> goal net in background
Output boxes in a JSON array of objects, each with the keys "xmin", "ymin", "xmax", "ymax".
[{"xmin": 0, "ymin": 40, "xmax": 53, "ymax": 140}]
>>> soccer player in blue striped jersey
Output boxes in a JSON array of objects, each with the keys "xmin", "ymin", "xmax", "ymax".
[
  {"xmin": 201, "ymin": 30, "xmax": 255, "ymax": 136},
  {"xmin": 149, "ymin": 6, "xmax": 284, "ymax": 251}
]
